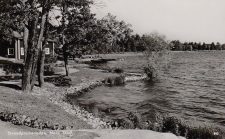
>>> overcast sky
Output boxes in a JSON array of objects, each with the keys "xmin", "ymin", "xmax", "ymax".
[{"xmin": 91, "ymin": 0, "xmax": 225, "ymax": 44}]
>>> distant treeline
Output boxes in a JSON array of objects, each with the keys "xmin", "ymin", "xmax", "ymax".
[{"xmin": 170, "ymin": 40, "xmax": 225, "ymax": 51}]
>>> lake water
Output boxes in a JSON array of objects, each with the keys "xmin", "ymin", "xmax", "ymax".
[{"xmin": 72, "ymin": 51, "xmax": 225, "ymax": 127}]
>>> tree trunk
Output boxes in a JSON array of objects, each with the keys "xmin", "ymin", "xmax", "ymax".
[
  {"xmin": 22, "ymin": 50, "xmax": 33, "ymax": 92},
  {"xmin": 63, "ymin": 44, "xmax": 69, "ymax": 76},
  {"xmin": 62, "ymin": 4, "xmax": 69, "ymax": 76},
  {"xmin": 30, "ymin": 14, "xmax": 47, "ymax": 89},
  {"xmin": 30, "ymin": 48, "xmax": 39, "ymax": 90},
  {"xmin": 37, "ymin": 9, "xmax": 50, "ymax": 88},
  {"xmin": 22, "ymin": 19, "xmax": 38, "ymax": 92},
  {"xmin": 38, "ymin": 50, "xmax": 45, "ymax": 88},
  {"xmin": 23, "ymin": 22, "xmax": 28, "ymax": 62},
  {"xmin": 22, "ymin": 0, "xmax": 42, "ymax": 92},
  {"xmin": 122, "ymin": 43, "xmax": 125, "ymax": 53}
]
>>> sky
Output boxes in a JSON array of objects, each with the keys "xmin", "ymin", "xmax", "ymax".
[{"xmin": 91, "ymin": 0, "xmax": 225, "ymax": 44}]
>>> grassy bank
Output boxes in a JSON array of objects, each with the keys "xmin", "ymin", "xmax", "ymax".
[{"xmin": 0, "ymin": 85, "xmax": 93, "ymax": 129}]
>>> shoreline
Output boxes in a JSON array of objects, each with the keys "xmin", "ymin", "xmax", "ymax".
[
  {"xmin": 2, "ymin": 52, "xmax": 225, "ymax": 138},
  {"xmin": 0, "ymin": 66, "xmax": 149, "ymax": 130},
  {"xmin": 45, "ymin": 73, "xmax": 149, "ymax": 130}
]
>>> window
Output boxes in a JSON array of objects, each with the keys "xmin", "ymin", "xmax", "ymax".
[
  {"xmin": 45, "ymin": 48, "xmax": 50, "ymax": 55},
  {"xmin": 21, "ymin": 47, "xmax": 24, "ymax": 55},
  {"xmin": 8, "ymin": 48, "xmax": 14, "ymax": 55}
]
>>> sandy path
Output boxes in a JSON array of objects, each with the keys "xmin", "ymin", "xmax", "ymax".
[
  {"xmin": 0, "ymin": 121, "xmax": 97, "ymax": 139},
  {"xmin": 0, "ymin": 121, "xmax": 185, "ymax": 139}
]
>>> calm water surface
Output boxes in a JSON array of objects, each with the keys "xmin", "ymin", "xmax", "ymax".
[{"xmin": 72, "ymin": 51, "xmax": 225, "ymax": 126}]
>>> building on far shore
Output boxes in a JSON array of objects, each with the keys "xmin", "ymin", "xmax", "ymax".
[{"xmin": 0, "ymin": 32, "xmax": 55, "ymax": 60}]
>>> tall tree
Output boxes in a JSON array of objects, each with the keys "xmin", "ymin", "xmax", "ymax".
[
  {"xmin": 101, "ymin": 13, "xmax": 133, "ymax": 53},
  {"xmin": 0, "ymin": 0, "xmax": 96, "ymax": 92},
  {"xmin": 211, "ymin": 42, "xmax": 215, "ymax": 50}
]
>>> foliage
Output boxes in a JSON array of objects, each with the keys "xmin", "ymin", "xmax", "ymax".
[
  {"xmin": 113, "ymin": 67, "xmax": 123, "ymax": 73},
  {"xmin": 101, "ymin": 13, "xmax": 133, "ymax": 53},
  {"xmin": 0, "ymin": 0, "xmax": 98, "ymax": 91},
  {"xmin": 127, "ymin": 111, "xmax": 143, "ymax": 129},
  {"xmin": 143, "ymin": 66, "xmax": 157, "ymax": 79},
  {"xmin": 45, "ymin": 53, "xmax": 58, "ymax": 64},
  {"xmin": 103, "ymin": 74, "xmax": 125, "ymax": 85},
  {"xmin": 122, "ymin": 118, "xmax": 135, "ymax": 129},
  {"xmin": 1, "ymin": 64, "xmax": 23, "ymax": 74},
  {"xmin": 160, "ymin": 115, "xmax": 225, "ymax": 139},
  {"xmin": 170, "ymin": 40, "xmax": 224, "ymax": 51},
  {"xmin": 44, "ymin": 75, "xmax": 72, "ymax": 86},
  {"xmin": 142, "ymin": 31, "xmax": 171, "ymax": 80},
  {"xmin": 119, "ymin": 111, "xmax": 225, "ymax": 139},
  {"xmin": 44, "ymin": 64, "xmax": 55, "ymax": 75}
]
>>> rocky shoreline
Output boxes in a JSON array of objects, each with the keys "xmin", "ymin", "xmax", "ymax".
[
  {"xmin": 48, "ymin": 74, "xmax": 149, "ymax": 130},
  {"xmin": 0, "ymin": 70, "xmax": 148, "ymax": 131}
]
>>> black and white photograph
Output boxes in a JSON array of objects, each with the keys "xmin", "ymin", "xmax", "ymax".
[{"xmin": 0, "ymin": 0, "xmax": 225, "ymax": 138}]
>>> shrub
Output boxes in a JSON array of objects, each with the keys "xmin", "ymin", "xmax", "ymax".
[
  {"xmin": 122, "ymin": 111, "xmax": 225, "ymax": 139},
  {"xmin": 104, "ymin": 74, "xmax": 125, "ymax": 85},
  {"xmin": 143, "ymin": 65, "xmax": 157, "ymax": 79},
  {"xmin": 121, "ymin": 118, "xmax": 135, "ymax": 129},
  {"xmin": 1, "ymin": 64, "xmax": 23, "ymax": 74},
  {"xmin": 142, "ymin": 31, "xmax": 171, "ymax": 80},
  {"xmin": 113, "ymin": 67, "xmax": 123, "ymax": 73},
  {"xmin": 127, "ymin": 111, "xmax": 143, "ymax": 129},
  {"xmin": 160, "ymin": 115, "xmax": 224, "ymax": 139},
  {"xmin": 45, "ymin": 53, "xmax": 58, "ymax": 64},
  {"xmin": 44, "ymin": 64, "xmax": 55, "ymax": 75},
  {"xmin": 44, "ymin": 75, "xmax": 71, "ymax": 86}
]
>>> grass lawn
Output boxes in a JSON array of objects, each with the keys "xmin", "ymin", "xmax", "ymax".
[
  {"xmin": 0, "ymin": 54, "xmax": 129, "ymax": 130},
  {"xmin": 0, "ymin": 85, "xmax": 93, "ymax": 129}
]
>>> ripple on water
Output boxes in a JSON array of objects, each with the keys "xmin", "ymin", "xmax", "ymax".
[{"xmin": 71, "ymin": 51, "xmax": 225, "ymax": 126}]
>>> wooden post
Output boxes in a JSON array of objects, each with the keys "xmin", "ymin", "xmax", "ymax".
[
  {"xmin": 15, "ymin": 39, "xmax": 18, "ymax": 59},
  {"xmin": 18, "ymin": 39, "xmax": 21, "ymax": 60}
]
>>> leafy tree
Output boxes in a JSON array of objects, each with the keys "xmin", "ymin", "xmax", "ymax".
[
  {"xmin": 100, "ymin": 13, "xmax": 133, "ymax": 53},
  {"xmin": 0, "ymin": 0, "xmax": 96, "ymax": 92},
  {"xmin": 211, "ymin": 42, "xmax": 215, "ymax": 50},
  {"xmin": 193, "ymin": 42, "xmax": 198, "ymax": 50},
  {"xmin": 197, "ymin": 42, "xmax": 202, "ymax": 50},
  {"xmin": 216, "ymin": 42, "xmax": 221, "ymax": 50},
  {"xmin": 202, "ymin": 42, "xmax": 206, "ymax": 50},
  {"xmin": 170, "ymin": 40, "xmax": 182, "ymax": 51},
  {"xmin": 63, "ymin": 1, "xmax": 96, "ymax": 55},
  {"xmin": 183, "ymin": 42, "xmax": 189, "ymax": 51},
  {"xmin": 142, "ymin": 31, "xmax": 171, "ymax": 80}
]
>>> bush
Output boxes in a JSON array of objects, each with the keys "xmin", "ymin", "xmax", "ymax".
[
  {"xmin": 45, "ymin": 53, "xmax": 58, "ymax": 64},
  {"xmin": 158, "ymin": 114, "xmax": 224, "ymax": 139},
  {"xmin": 121, "ymin": 118, "xmax": 135, "ymax": 129},
  {"xmin": 44, "ymin": 64, "xmax": 55, "ymax": 75},
  {"xmin": 127, "ymin": 111, "xmax": 143, "ymax": 129},
  {"xmin": 121, "ymin": 111, "xmax": 225, "ymax": 139},
  {"xmin": 103, "ymin": 74, "xmax": 125, "ymax": 85},
  {"xmin": 142, "ymin": 31, "xmax": 171, "ymax": 80},
  {"xmin": 44, "ymin": 75, "xmax": 71, "ymax": 86},
  {"xmin": 1, "ymin": 64, "xmax": 23, "ymax": 74},
  {"xmin": 113, "ymin": 67, "xmax": 123, "ymax": 73},
  {"xmin": 143, "ymin": 65, "xmax": 157, "ymax": 80}
]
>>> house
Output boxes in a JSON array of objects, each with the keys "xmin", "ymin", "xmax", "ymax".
[{"xmin": 0, "ymin": 32, "xmax": 55, "ymax": 60}]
